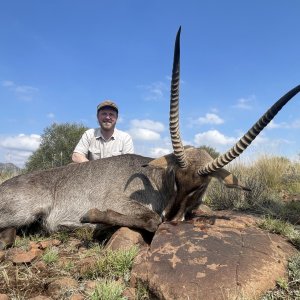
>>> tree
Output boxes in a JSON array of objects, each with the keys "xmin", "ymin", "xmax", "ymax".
[{"xmin": 25, "ymin": 123, "xmax": 88, "ymax": 172}]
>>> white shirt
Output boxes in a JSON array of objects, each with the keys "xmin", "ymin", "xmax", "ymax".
[{"xmin": 73, "ymin": 128, "xmax": 134, "ymax": 160}]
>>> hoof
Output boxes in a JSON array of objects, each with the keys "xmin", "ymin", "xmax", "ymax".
[
  {"xmin": 80, "ymin": 213, "xmax": 90, "ymax": 223},
  {"xmin": 0, "ymin": 227, "xmax": 16, "ymax": 249}
]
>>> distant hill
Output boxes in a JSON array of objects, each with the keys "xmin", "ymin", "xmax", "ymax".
[{"xmin": 0, "ymin": 162, "xmax": 21, "ymax": 174}]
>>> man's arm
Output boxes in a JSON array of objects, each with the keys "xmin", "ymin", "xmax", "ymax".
[
  {"xmin": 72, "ymin": 152, "xmax": 89, "ymax": 163},
  {"xmin": 72, "ymin": 130, "xmax": 91, "ymax": 163}
]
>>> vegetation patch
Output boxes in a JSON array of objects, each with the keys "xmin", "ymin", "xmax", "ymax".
[
  {"xmin": 258, "ymin": 216, "xmax": 300, "ymax": 249},
  {"xmin": 0, "ymin": 232, "xmax": 142, "ymax": 299},
  {"xmin": 82, "ymin": 246, "xmax": 139, "ymax": 281},
  {"xmin": 89, "ymin": 279, "xmax": 126, "ymax": 300},
  {"xmin": 261, "ymin": 253, "xmax": 300, "ymax": 299}
]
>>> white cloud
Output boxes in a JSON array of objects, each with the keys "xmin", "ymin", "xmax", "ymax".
[
  {"xmin": 130, "ymin": 119, "xmax": 165, "ymax": 132},
  {"xmin": 234, "ymin": 95, "xmax": 255, "ymax": 110},
  {"xmin": 3, "ymin": 150, "xmax": 32, "ymax": 168},
  {"xmin": 128, "ymin": 119, "xmax": 165, "ymax": 142},
  {"xmin": 2, "ymin": 80, "xmax": 39, "ymax": 101},
  {"xmin": 194, "ymin": 130, "xmax": 236, "ymax": 147},
  {"xmin": 129, "ymin": 128, "xmax": 161, "ymax": 141},
  {"xmin": 149, "ymin": 147, "xmax": 171, "ymax": 157},
  {"xmin": 193, "ymin": 113, "xmax": 224, "ymax": 125},
  {"xmin": 266, "ymin": 119, "xmax": 300, "ymax": 129},
  {"xmin": 0, "ymin": 134, "xmax": 41, "ymax": 152},
  {"xmin": 0, "ymin": 134, "xmax": 41, "ymax": 167}
]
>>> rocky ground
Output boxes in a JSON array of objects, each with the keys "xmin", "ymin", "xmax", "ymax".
[
  {"xmin": 0, "ymin": 204, "xmax": 299, "ymax": 300},
  {"xmin": 0, "ymin": 228, "xmax": 145, "ymax": 300}
]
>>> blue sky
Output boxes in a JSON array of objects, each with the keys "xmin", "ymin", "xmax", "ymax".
[{"xmin": 0, "ymin": 1, "xmax": 300, "ymax": 167}]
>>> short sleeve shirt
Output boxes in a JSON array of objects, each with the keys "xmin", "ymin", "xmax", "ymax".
[{"xmin": 73, "ymin": 128, "xmax": 134, "ymax": 160}]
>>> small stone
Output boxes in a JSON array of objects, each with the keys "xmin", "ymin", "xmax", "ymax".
[
  {"xmin": 0, "ymin": 294, "xmax": 9, "ymax": 300},
  {"xmin": 38, "ymin": 239, "xmax": 61, "ymax": 249},
  {"xmin": 12, "ymin": 248, "xmax": 43, "ymax": 264}
]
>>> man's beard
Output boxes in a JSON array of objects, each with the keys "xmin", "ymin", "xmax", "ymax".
[{"xmin": 101, "ymin": 122, "xmax": 114, "ymax": 130}]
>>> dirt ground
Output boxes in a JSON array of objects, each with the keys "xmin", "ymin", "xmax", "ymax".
[{"xmin": 0, "ymin": 228, "xmax": 136, "ymax": 300}]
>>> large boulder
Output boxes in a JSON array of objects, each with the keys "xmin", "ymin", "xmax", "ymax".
[{"xmin": 131, "ymin": 211, "xmax": 296, "ymax": 300}]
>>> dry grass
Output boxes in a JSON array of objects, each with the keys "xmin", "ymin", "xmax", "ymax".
[
  {"xmin": 0, "ymin": 170, "xmax": 17, "ymax": 184},
  {"xmin": 205, "ymin": 155, "xmax": 300, "ymax": 223}
]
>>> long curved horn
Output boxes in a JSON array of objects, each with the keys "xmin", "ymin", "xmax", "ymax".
[
  {"xmin": 170, "ymin": 26, "xmax": 188, "ymax": 168},
  {"xmin": 198, "ymin": 85, "xmax": 300, "ymax": 175}
]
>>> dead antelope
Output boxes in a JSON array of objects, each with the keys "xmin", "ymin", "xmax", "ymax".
[{"xmin": 0, "ymin": 27, "xmax": 299, "ymax": 249}]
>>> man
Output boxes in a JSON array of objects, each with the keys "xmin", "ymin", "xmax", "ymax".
[{"xmin": 72, "ymin": 100, "xmax": 134, "ymax": 163}]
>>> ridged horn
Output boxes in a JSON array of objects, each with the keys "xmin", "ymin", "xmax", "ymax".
[
  {"xmin": 170, "ymin": 26, "xmax": 188, "ymax": 168},
  {"xmin": 198, "ymin": 85, "xmax": 300, "ymax": 175}
]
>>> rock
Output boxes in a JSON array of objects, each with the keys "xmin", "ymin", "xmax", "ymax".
[
  {"xmin": 131, "ymin": 211, "xmax": 296, "ymax": 300},
  {"xmin": 0, "ymin": 294, "xmax": 9, "ymax": 300},
  {"xmin": 11, "ymin": 248, "xmax": 43, "ymax": 264},
  {"xmin": 105, "ymin": 227, "xmax": 147, "ymax": 251},
  {"xmin": 29, "ymin": 241, "xmax": 41, "ymax": 250},
  {"xmin": 47, "ymin": 277, "xmax": 78, "ymax": 299},
  {"xmin": 38, "ymin": 239, "xmax": 61, "ymax": 249}
]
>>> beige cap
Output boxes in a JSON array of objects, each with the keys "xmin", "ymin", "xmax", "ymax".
[{"xmin": 97, "ymin": 100, "xmax": 118, "ymax": 113}]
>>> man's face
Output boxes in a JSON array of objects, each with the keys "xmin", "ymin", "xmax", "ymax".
[{"xmin": 97, "ymin": 108, "xmax": 118, "ymax": 131}]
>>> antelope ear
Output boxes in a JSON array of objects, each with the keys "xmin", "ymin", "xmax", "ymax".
[
  {"xmin": 210, "ymin": 168, "xmax": 251, "ymax": 191},
  {"xmin": 142, "ymin": 154, "xmax": 177, "ymax": 169}
]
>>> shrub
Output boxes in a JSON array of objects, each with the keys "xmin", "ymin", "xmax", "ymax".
[
  {"xmin": 25, "ymin": 123, "xmax": 88, "ymax": 172},
  {"xmin": 89, "ymin": 279, "xmax": 126, "ymax": 300}
]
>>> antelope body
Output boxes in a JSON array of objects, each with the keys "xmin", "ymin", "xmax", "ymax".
[{"xmin": 0, "ymin": 28, "xmax": 299, "ymax": 249}]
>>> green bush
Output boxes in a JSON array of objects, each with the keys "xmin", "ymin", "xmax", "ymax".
[{"xmin": 25, "ymin": 123, "xmax": 88, "ymax": 172}]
